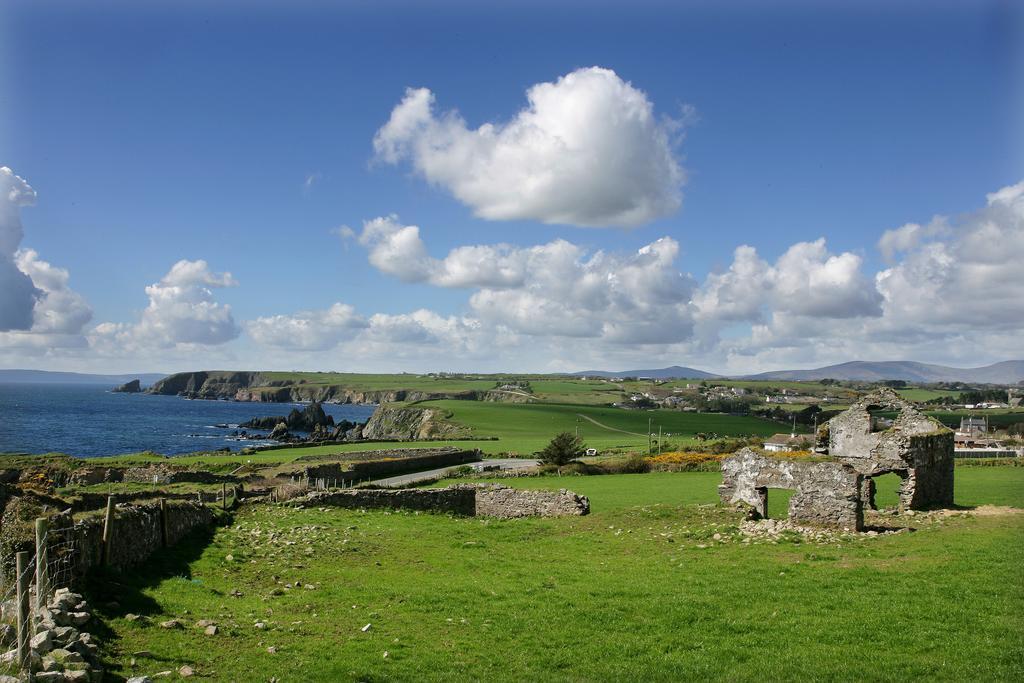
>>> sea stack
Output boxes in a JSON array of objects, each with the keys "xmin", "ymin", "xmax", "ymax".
[{"xmin": 112, "ymin": 379, "xmax": 142, "ymax": 393}]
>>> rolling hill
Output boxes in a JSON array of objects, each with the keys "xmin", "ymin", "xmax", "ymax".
[
  {"xmin": 742, "ymin": 360, "xmax": 1024, "ymax": 383},
  {"xmin": 573, "ymin": 365, "xmax": 720, "ymax": 380}
]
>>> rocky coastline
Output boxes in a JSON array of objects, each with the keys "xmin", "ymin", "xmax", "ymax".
[{"xmin": 145, "ymin": 371, "xmax": 479, "ymax": 404}]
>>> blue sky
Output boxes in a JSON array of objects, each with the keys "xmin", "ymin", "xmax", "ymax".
[{"xmin": 1, "ymin": 0, "xmax": 1021, "ymax": 374}]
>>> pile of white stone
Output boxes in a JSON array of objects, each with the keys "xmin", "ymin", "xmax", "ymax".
[
  {"xmin": 738, "ymin": 518, "xmax": 909, "ymax": 543},
  {"xmin": 0, "ymin": 587, "xmax": 102, "ymax": 682}
]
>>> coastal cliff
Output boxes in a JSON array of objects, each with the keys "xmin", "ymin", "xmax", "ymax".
[
  {"xmin": 361, "ymin": 405, "xmax": 473, "ymax": 440},
  {"xmin": 146, "ymin": 371, "xmax": 481, "ymax": 404}
]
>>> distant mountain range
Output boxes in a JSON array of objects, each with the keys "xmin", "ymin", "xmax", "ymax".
[
  {"xmin": 573, "ymin": 365, "xmax": 720, "ymax": 380},
  {"xmin": 742, "ymin": 360, "xmax": 1024, "ymax": 383},
  {"xmin": 574, "ymin": 360, "xmax": 1024, "ymax": 384},
  {"xmin": 0, "ymin": 369, "xmax": 166, "ymax": 386}
]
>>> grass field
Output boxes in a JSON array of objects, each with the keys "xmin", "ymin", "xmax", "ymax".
[
  {"xmin": 87, "ymin": 467, "xmax": 1024, "ymax": 682},
  {"xmin": 896, "ymin": 388, "xmax": 963, "ymax": 402},
  {"xmin": 414, "ymin": 400, "xmax": 791, "ymax": 454}
]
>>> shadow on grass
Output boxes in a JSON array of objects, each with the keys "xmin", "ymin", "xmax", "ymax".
[{"xmin": 80, "ymin": 523, "xmax": 223, "ymax": 680}]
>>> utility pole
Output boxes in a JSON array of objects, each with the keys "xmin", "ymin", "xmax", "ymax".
[
  {"xmin": 648, "ymin": 417, "xmax": 652, "ymax": 453},
  {"xmin": 658, "ymin": 425, "xmax": 663, "ymax": 455}
]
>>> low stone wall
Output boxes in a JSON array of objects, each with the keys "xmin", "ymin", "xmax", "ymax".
[
  {"xmin": 44, "ymin": 501, "xmax": 215, "ymax": 584},
  {"xmin": 69, "ymin": 465, "xmax": 233, "ymax": 486},
  {"xmin": 474, "ymin": 485, "xmax": 590, "ymax": 518},
  {"xmin": 70, "ymin": 489, "xmax": 224, "ymax": 513},
  {"xmin": 291, "ymin": 449, "xmax": 481, "ymax": 482},
  {"xmin": 297, "ymin": 487, "xmax": 476, "ymax": 514},
  {"xmin": 295, "ymin": 484, "xmax": 589, "ymax": 519},
  {"xmin": 121, "ymin": 466, "xmax": 233, "ymax": 485}
]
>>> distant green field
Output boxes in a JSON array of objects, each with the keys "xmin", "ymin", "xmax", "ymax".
[
  {"xmin": 897, "ymin": 388, "xmax": 963, "ymax": 402},
  {"xmin": 414, "ymin": 400, "xmax": 790, "ymax": 454}
]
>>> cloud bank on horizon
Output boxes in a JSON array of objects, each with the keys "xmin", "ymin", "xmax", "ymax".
[{"xmin": 1, "ymin": 65, "xmax": 1021, "ymax": 374}]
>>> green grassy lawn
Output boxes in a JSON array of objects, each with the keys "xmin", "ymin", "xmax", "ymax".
[{"xmin": 88, "ymin": 468, "xmax": 1024, "ymax": 682}]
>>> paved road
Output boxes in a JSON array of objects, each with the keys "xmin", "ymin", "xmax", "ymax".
[{"xmin": 371, "ymin": 458, "xmax": 540, "ymax": 487}]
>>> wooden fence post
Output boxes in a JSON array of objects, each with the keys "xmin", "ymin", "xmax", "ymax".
[
  {"xmin": 16, "ymin": 551, "xmax": 30, "ymax": 672},
  {"xmin": 222, "ymin": 482, "xmax": 227, "ymax": 510},
  {"xmin": 160, "ymin": 498, "xmax": 168, "ymax": 548},
  {"xmin": 35, "ymin": 517, "xmax": 49, "ymax": 614},
  {"xmin": 101, "ymin": 496, "xmax": 115, "ymax": 565}
]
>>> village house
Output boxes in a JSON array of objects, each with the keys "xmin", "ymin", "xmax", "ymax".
[{"xmin": 762, "ymin": 433, "xmax": 814, "ymax": 452}]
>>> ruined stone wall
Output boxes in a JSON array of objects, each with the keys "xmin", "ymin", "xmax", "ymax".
[
  {"xmin": 473, "ymin": 485, "xmax": 590, "ymax": 518},
  {"xmin": 68, "ymin": 467, "xmax": 123, "ymax": 486},
  {"xmin": 295, "ymin": 449, "xmax": 480, "ymax": 482},
  {"xmin": 297, "ymin": 484, "xmax": 590, "ymax": 519},
  {"xmin": 825, "ymin": 389, "xmax": 954, "ymax": 510},
  {"xmin": 120, "ymin": 466, "xmax": 233, "ymax": 485},
  {"xmin": 719, "ymin": 448, "xmax": 863, "ymax": 530},
  {"xmin": 902, "ymin": 432, "xmax": 955, "ymax": 508},
  {"xmin": 297, "ymin": 487, "xmax": 477, "ymax": 515}
]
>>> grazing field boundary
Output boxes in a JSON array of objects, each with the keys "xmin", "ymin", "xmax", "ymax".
[
  {"xmin": 294, "ymin": 483, "xmax": 590, "ymax": 518},
  {"xmin": 2, "ymin": 501, "xmax": 217, "ymax": 591}
]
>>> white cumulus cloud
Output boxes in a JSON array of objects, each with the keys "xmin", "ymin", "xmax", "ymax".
[
  {"xmin": 247, "ymin": 303, "xmax": 367, "ymax": 351},
  {"xmin": 694, "ymin": 239, "xmax": 882, "ymax": 329},
  {"xmin": 0, "ymin": 167, "xmax": 42, "ymax": 331},
  {"xmin": 373, "ymin": 67, "xmax": 685, "ymax": 228},
  {"xmin": 15, "ymin": 249, "xmax": 93, "ymax": 335},
  {"xmin": 92, "ymin": 259, "xmax": 241, "ymax": 351},
  {"xmin": 875, "ymin": 179, "xmax": 1024, "ymax": 330},
  {"xmin": 350, "ymin": 218, "xmax": 697, "ymax": 344}
]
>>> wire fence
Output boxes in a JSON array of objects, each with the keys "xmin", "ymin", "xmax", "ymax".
[
  {"xmin": 0, "ymin": 523, "xmax": 82, "ymax": 679},
  {"xmin": 0, "ymin": 553, "xmax": 35, "ymax": 678},
  {"xmin": 42, "ymin": 526, "xmax": 80, "ymax": 602}
]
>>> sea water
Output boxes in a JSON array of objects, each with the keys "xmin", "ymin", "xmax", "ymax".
[{"xmin": 0, "ymin": 383, "xmax": 376, "ymax": 458}]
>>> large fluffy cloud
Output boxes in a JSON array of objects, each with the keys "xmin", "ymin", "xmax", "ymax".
[
  {"xmin": 373, "ymin": 67, "xmax": 685, "ymax": 228},
  {"xmin": 0, "ymin": 167, "xmax": 42, "ymax": 331},
  {"xmin": 92, "ymin": 259, "xmax": 240, "ymax": 351},
  {"xmin": 0, "ymin": 167, "xmax": 93, "ymax": 349},
  {"xmin": 693, "ymin": 239, "xmax": 882, "ymax": 329},
  {"xmin": 346, "ymin": 216, "xmax": 697, "ymax": 344},
  {"xmin": 875, "ymin": 179, "xmax": 1024, "ymax": 330},
  {"xmin": 713, "ymin": 179, "xmax": 1024, "ymax": 370}
]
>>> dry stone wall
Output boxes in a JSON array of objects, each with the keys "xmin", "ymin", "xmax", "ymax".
[
  {"xmin": 44, "ymin": 501, "xmax": 215, "ymax": 584},
  {"xmin": 296, "ymin": 484, "xmax": 590, "ymax": 519},
  {"xmin": 473, "ymin": 485, "xmax": 590, "ymax": 518},
  {"xmin": 295, "ymin": 449, "xmax": 480, "ymax": 482},
  {"xmin": 69, "ymin": 465, "xmax": 232, "ymax": 486}
]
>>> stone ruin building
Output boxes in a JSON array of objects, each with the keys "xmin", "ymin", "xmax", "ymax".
[{"xmin": 719, "ymin": 388, "xmax": 955, "ymax": 530}]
